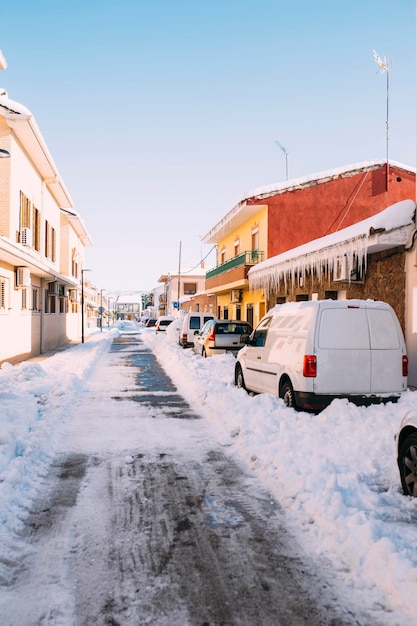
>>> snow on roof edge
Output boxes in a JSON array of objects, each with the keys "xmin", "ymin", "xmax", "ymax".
[
  {"xmin": 202, "ymin": 160, "xmax": 415, "ymax": 243},
  {"xmin": 248, "ymin": 199, "xmax": 416, "ymax": 290}
]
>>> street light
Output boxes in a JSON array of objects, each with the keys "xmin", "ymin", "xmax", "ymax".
[
  {"xmin": 81, "ymin": 268, "xmax": 92, "ymax": 343},
  {"xmin": 107, "ymin": 296, "xmax": 114, "ymax": 330}
]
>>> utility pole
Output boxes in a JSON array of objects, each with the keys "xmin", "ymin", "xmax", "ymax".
[{"xmin": 177, "ymin": 241, "xmax": 182, "ymax": 307}]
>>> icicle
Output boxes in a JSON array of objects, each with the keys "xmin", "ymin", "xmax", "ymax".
[{"xmin": 249, "ymin": 235, "xmax": 368, "ymax": 294}]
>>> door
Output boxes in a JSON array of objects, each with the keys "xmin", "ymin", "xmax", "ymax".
[
  {"xmin": 240, "ymin": 317, "xmax": 271, "ymax": 392},
  {"xmin": 315, "ymin": 307, "xmax": 371, "ymax": 394}
]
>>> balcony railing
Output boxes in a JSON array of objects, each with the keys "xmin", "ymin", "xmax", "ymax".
[{"xmin": 206, "ymin": 250, "xmax": 264, "ymax": 280}]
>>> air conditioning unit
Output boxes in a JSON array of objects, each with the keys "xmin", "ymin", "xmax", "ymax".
[
  {"xmin": 60, "ymin": 285, "xmax": 68, "ymax": 297},
  {"xmin": 334, "ymin": 256, "xmax": 361, "ymax": 282},
  {"xmin": 16, "ymin": 267, "xmax": 31, "ymax": 288},
  {"xmin": 69, "ymin": 289, "xmax": 78, "ymax": 302},
  {"xmin": 48, "ymin": 281, "xmax": 60, "ymax": 295},
  {"xmin": 20, "ymin": 227, "xmax": 32, "ymax": 247},
  {"xmin": 230, "ymin": 289, "xmax": 242, "ymax": 303}
]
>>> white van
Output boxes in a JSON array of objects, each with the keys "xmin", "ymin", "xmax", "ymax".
[
  {"xmin": 235, "ymin": 299, "xmax": 408, "ymax": 412},
  {"xmin": 179, "ymin": 311, "xmax": 216, "ymax": 348}
]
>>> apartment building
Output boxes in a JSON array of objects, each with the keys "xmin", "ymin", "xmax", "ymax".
[{"xmin": 0, "ymin": 87, "xmax": 92, "ymax": 363}]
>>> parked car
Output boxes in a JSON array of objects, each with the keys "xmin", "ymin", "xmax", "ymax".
[
  {"xmin": 155, "ymin": 315, "xmax": 175, "ymax": 333},
  {"xmin": 396, "ymin": 410, "xmax": 417, "ymax": 496},
  {"xmin": 144, "ymin": 318, "xmax": 156, "ymax": 328},
  {"xmin": 235, "ymin": 299, "xmax": 408, "ymax": 413},
  {"xmin": 179, "ymin": 312, "xmax": 216, "ymax": 348},
  {"xmin": 193, "ymin": 319, "xmax": 252, "ymax": 357}
]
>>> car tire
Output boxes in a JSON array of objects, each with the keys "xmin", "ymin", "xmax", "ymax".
[
  {"xmin": 280, "ymin": 380, "xmax": 296, "ymax": 409},
  {"xmin": 235, "ymin": 364, "xmax": 246, "ymax": 390},
  {"xmin": 399, "ymin": 433, "xmax": 417, "ymax": 496}
]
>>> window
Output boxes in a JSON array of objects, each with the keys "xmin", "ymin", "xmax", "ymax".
[
  {"xmin": 221, "ymin": 248, "xmax": 226, "ymax": 264},
  {"xmin": 32, "ymin": 287, "xmax": 41, "ymax": 312},
  {"xmin": 252, "ymin": 316, "xmax": 271, "ymax": 347},
  {"xmin": 183, "ymin": 283, "xmax": 197, "ymax": 295},
  {"xmin": 33, "ymin": 206, "xmax": 40, "ymax": 251},
  {"xmin": 296, "ymin": 294, "xmax": 309, "ymax": 302},
  {"xmin": 45, "ymin": 221, "xmax": 56, "ymax": 261},
  {"xmin": 19, "ymin": 192, "xmax": 37, "ymax": 249},
  {"xmin": 235, "ymin": 305, "xmax": 241, "ymax": 320},
  {"xmin": 251, "ymin": 228, "xmax": 259, "ymax": 252},
  {"xmin": 0, "ymin": 277, "xmax": 7, "ymax": 310},
  {"xmin": 72, "ymin": 248, "xmax": 79, "ymax": 278},
  {"xmin": 21, "ymin": 288, "xmax": 28, "ymax": 310},
  {"xmin": 224, "ymin": 306, "xmax": 229, "ymax": 320},
  {"xmin": 246, "ymin": 304, "xmax": 254, "ymax": 327},
  {"xmin": 20, "ymin": 192, "xmax": 31, "ymax": 229},
  {"xmin": 234, "ymin": 239, "xmax": 240, "ymax": 257},
  {"xmin": 59, "ymin": 296, "xmax": 67, "ymax": 314},
  {"xmin": 45, "ymin": 294, "xmax": 56, "ymax": 314}
]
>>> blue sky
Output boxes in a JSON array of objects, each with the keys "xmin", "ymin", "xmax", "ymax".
[{"xmin": 1, "ymin": 0, "xmax": 415, "ymax": 292}]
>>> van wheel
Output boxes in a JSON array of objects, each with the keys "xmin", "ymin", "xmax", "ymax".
[
  {"xmin": 281, "ymin": 381, "xmax": 296, "ymax": 409},
  {"xmin": 235, "ymin": 364, "xmax": 246, "ymax": 390},
  {"xmin": 399, "ymin": 433, "xmax": 417, "ymax": 496}
]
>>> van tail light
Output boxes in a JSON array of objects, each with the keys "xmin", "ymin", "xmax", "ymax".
[
  {"xmin": 303, "ymin": 355, "xmax": 317, "ymax": 377},
  {"xmin": 208, "ymin": 328, "xmax": 216, "ymax": 341},
  {"xmin": 403, "ymin": 355, "xmax": 408, "ymax": 377}
]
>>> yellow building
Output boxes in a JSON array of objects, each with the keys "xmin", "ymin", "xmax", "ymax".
[{"xmin": 202, "ymin": 203, "xmax": 268, "ymax": 328}]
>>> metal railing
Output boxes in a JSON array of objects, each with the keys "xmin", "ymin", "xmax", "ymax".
[{"xmin": 206, "ymin": 250, "xmax": 264, "ymax": 280}]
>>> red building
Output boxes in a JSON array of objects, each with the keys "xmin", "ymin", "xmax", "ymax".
[{"xmin": 245, "ymin": 160, "xmax": 415, "ymax": 258}]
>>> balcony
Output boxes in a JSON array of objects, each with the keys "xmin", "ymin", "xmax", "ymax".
[{"xmin": 205, "ymin": 250, "xmax": 264, "ymax": 291}]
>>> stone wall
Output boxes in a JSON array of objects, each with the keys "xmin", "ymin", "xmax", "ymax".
[{"xmin": 267, "ymin": 247, "xmax": 407, "ymax": 332}]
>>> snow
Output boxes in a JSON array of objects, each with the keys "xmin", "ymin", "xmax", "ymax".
[
  {"xmin": 249, "ymin": 199, "xmax": 416, "ymax": 292},
  {"xmin": 1, "ymin": 322, "xmax": 417, "ymax": 623},
  {"xmin": 201, "ymin": 160, "xmax": 416, "ymax": 244}
]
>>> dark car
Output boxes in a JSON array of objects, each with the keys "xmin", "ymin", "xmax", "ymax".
[
  {"xmin": 396, "ymin": 410, "xmax": 417, "ymax": 496},
  {"xmin": 144, "ymin": 318, "xmax": 156, "ymax": 328},
  {"xmin": 193, "ymin": 319, "xmax": 252, "ymax": 357}
]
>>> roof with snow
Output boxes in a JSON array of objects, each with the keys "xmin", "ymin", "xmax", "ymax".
[
  {"xmin": 248, "ymin": 199, "xmax": 416, "ymax": 292},
  {"xmin": 202, "ymin": 160, "xmax": 416, "ymax": 244}
]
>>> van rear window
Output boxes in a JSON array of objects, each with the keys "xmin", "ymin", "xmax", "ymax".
[
  {"xmin": 318, "ymin": 309, "xmax": 370, "ymax": 349},
  {"xmin": 367, "ymin": 309, "xmax": 400, "ymax": 349},
  {"xmin": 189, "ymin": 317, "xmax": 201, "ymax": 330}
]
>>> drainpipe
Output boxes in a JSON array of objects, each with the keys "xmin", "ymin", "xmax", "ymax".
[{"xmin": 40, "ymin": 277, "xmax": 45, "ymax": 353}]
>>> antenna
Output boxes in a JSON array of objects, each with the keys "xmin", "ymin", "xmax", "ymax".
[
  {"xmin": 275, "ymin": 140, "xmax": 289, "ymax": 180},
  {"xmin": 372, "ymin": 49, "xmax": 392, "ymax": 190}
]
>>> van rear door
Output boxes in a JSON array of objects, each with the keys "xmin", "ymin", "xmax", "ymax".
[
  {"xmin": 315, "ymin": 307, "xmax": 371, "ymax": 394},
  {"xmin": 367, "ymin": 307, "xmax": 404, "ymax": 392}
]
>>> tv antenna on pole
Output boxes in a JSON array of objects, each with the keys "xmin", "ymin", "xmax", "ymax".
[
  {"xmin": 372, "ymin": 49, "xmax": 392, "ymax": 189},
  {"xmin": 275, "ymin": 140, "xmax": 289, "ymax": 180}
]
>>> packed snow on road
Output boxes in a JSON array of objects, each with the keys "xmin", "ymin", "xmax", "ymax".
[{"xmin": 0, "ymin": 320, "xmax": 417, "ymax": 624}]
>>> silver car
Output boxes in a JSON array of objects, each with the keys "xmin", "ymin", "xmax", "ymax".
[{"xmin": 193, "ymin": 320, "xmax": 252, "ymax": 358}]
